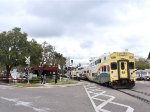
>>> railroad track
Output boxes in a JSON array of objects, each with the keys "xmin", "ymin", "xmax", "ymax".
[
  {"xmin": 130, "ymin": 89, "xmax": 150, "ymax": 96},
  {"xmin": 117, "ymin": 89, "xmax": 150, "ymax": 105}
]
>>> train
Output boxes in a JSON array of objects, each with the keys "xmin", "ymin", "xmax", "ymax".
[
  {"xmin": 76, "ymin": 66, "xmax": 89, "ymax": 80},
  {"xmin": 84, "ymin": 52, "xmax": 136, "ymax": 88}
]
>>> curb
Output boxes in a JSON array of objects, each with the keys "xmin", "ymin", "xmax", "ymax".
[
  {"xmin": 26, "ymin": 82, "xmax": 84, "ymax": 88},
  {"xmin": 0, "ymin": 81, "xmax": 84, "ymax": 88}
]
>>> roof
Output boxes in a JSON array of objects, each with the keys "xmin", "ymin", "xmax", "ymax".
[{"xmin": 31, "ymin": 66, "xmax": 58, "ymax": 71}]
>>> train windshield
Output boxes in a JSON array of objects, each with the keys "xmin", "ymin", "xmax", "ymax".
[
  {"xmin": 129, "ymin": 62, "xmax": 134, "ymax": 69},
  {"xmin": 111, "ymin": 62, "xmax": 117, "ymax": 70}
]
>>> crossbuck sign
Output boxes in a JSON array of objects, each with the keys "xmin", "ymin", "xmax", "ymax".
[{"xmin": 25, "ymin": 56, "xmax": 30, "ymax": 65}]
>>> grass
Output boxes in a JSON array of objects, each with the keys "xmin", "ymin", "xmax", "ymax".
[
  {"xmin": 46, "ymin": 78, "xmax": 78, "ymax": 85},
  {"xmin": 57, "ymin": 79, "xmax": 78, "ymax": 85},
  {"xmin": 12, "ymin": 77, "xmax": 78, "ymax": 87},
  {"xmin": 14, "ymin": 83, "xmax": 40, "ymax": 87}
]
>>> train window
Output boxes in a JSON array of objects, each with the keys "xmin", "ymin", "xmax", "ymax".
[
  {"xmin": 84, "ymin": 71, "xmax": 86, "ymax": 73},
  {"xmin": 104, "ymin": 57, "xmax": 106, "ymax": 60},
  {"xmin": 111, "ymin": 62, "xmax": 117, "ymax": 70},
  {"xmin": 92, "ymin": 73, "xmax": 95, "ymax": 77},
  {"xmin": 99, "ymin": 59, "xmax": 101, "ymax": 63},
  {"xmin": 96, "ymin": 59, "xmax": 101, "ymax": 64},
  {"xmin": 102, "ymin": 67, "xmax": 104, "ymax": 72},
  {"xmin": 104, "ymin": 66, "xmax": 106, "ymax": 72},
  {"xmin": 87, "ymin": 70, "xmax": 89, "ymax": 73},
  {"xmin": 92, "ymin": 62, "xmax": 94, "ymax": 66},
  {"xmin": 129, "ymin": 62, "xmax": 134, "ymax": 69},
  {"xmin": 121, "ymin": 62, "xmax": 125, "ymax": 70}
]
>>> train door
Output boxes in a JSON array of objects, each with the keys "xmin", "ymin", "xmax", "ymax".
[{"xmin": 118, "ymin": 60, "xmax": 129, "ymax": 79}]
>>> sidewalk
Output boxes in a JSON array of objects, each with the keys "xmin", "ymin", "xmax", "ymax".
[
  {"xmin": 37, "ymin": 81, "xmax": 84, "ymax": 88},
  {"xmin": 0, "ymin": 80, "xmax": 84, "ymax": 88}
]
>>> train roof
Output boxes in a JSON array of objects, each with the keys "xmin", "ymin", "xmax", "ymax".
[{"xmin": 88, "ymin": 51, "xmax": 134, "ymax": 63}]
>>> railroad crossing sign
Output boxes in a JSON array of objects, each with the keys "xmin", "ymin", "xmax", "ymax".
[
  {"xmin": 25, "ymin": 56, "xmax": 30, "ymax": 84},
  {"xmin": 25, "ymin": 56, "xmax": 30, "ymax": 65}
]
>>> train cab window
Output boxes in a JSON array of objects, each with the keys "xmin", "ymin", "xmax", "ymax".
[
  {"xmin": 121, "ymin": 62, "xmax": 125, "ymax": 70},
  {"xmin": 111, "ymin": 62, "xmax": 117, "ymax": 70},
  {"xmin": 129, "ymin": 62, "xmax": 134, "ymax": 69}
]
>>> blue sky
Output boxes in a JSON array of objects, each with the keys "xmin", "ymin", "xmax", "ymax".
[{"xmin": 0, "ymin": 0, "xmax": 150, "ymax": 65}]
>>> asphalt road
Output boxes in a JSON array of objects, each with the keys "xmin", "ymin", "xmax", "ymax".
[
  {"xmin": 0, "ymin": 83, "xmax": 95, "ymax": 112},
  {"xmin": 0, "ymin": 81, "xmax": 150, "ymax": 112}
]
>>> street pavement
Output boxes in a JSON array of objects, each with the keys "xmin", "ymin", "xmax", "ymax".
[
  {"xmin": 134, "ymin": 81, "xmax": 150, "ymax": 93},
  {"xmin": 0, "ymin": 81, "xmax": 150, "ymax": 112}
]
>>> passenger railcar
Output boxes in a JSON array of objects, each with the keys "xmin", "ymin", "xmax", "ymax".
[
  {"xmin": 86, "ymin": 52, "xmax": 136, "ymax": 88},
  {"xmin": 76, "ymin": 66, "xmax": 89, "ymax": 80}
]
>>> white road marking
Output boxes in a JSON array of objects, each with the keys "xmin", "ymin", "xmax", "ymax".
[
  {"xmin": 88, "ymin": 86, "xmax": 98, "ymax": 89},
  {"xmin": 84, "ymin": 83, "xmax": 134, "ymax": 112},
  {"xmin": 0, "ymin": 97, "xmax": 50, "ymax": 112}
]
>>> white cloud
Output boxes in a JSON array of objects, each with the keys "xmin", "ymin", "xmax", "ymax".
[{"xmin": 0, "ymin": 0, "xmax": 150, "ymax": 65}]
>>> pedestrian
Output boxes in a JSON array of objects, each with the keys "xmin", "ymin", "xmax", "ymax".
[
  {"xmin": 43, "ymin": 74, "xmax": 46, "ymax": 84},
  {"xmin": 41, "ymin": 75, "xmax": 44, "ymax": 84},
  {"xmin": 76, "ymin": 72, "xmax": 80, "ymax": 81},
  {"xmin": 55, "ymin": 74, "xmax": 57, "ymax": 84}
]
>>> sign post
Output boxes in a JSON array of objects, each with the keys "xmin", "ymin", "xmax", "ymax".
[{"xmin": 25, "ymin": 56, "xmax": 30, "ymax": 84}]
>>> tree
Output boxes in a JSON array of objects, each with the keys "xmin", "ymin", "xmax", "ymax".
[
  {"xmin": 53, "ymin": 52, "xmax": 66, "ymax": 74},
  {"xmin": 40, "ymin": 42, "xmax": 66, "ymax": 68},
  {"xmin": 41, "ymin": 41, "xmax": 55, "ymax": 65},
  {"xmin": 40, "ymin": 41, "xmax": 66, "ymax": 74},
  {"xmin": 0, "ymin": 27, "xmax": 29, "ymax": 77},
  {"xmin": 135, "ymin": 60, "xmax": 150, "ymax": 69},
  {"xmin": 28, "ymin": 39, "xmax": 43, "ymax": 66}
]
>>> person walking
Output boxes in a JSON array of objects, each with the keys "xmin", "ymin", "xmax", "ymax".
[
  {"xmin": 54, "ymin": 74, "xmax": 57, "ymax": 84},
  {"xmin": 43, "ymin": 74, "xmax": 46, "ymax": 84},
  {"xmin": 41, "ymin": 75, "xmax": 44, "ymax": 84}
]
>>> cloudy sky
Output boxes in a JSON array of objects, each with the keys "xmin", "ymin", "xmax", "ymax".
[{"xmin": 0, "ymin": 0, "xmax": 150, "ymax": 65}]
